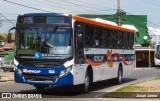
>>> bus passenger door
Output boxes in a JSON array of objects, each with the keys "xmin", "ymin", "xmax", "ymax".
[{"xmin": 74, "ymin": 22, "xmax": 85, "ymax": 85}]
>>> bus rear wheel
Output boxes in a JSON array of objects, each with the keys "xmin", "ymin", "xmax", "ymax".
[{"xmin": 117, "ymin": 67, "xmax": 122, "ymax": 84}]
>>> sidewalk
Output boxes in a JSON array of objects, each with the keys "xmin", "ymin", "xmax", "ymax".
[{"xmin": 0, "ymin": 70, "xmax": 14, "ymax": 82}]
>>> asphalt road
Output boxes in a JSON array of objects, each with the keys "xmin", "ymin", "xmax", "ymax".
[{"xmin": 0, "ymin": 68, "xmax": 160, "ymax": 101}]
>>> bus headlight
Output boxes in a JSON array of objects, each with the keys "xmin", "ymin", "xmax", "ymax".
[
  {"xmin": 14, "ymin": 59, "xmax": 22, "ymax": 74},
  {"xmin": 14, "ymin": 66, "xmax": 22, "ymax": 74},
  {"xmin": 59, "ymin": 66, "xmax": 72, "ymax": 77},
  {"xmin": 14, "ymin": 58, "xmax": 19, "ymax": 66}
]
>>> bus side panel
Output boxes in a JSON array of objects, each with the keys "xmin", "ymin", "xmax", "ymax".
[
  {"xmin": 122, "ymin": 50, "xmax": 135, "ymax": 76},
  {"xmin": 92, "ymin": 65, "xmax": 103, "ymax": 82},
  {"xmin": 101, "ymin": 62, "xmax": 114, "ymax": 80},
  {"xmin": 122, "ymin": 61, "xmax": 134, "ymax": 76},
  {"xmin": 72, "ymin": 65, "xmax": 87, "ymax": 85}
]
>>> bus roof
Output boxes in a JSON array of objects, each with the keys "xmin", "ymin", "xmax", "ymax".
[
  {"xmin": 20, "ymin": 13, "xmax": 71, "ymax": 17},
  {"xmin": 72, "ymin": 15, "xmax": 135, "ymax": 33}
]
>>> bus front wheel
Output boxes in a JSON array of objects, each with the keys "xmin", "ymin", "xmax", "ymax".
[{"xmin": 82, "ymin": 70, "xmax": 90, "ymax": 93}]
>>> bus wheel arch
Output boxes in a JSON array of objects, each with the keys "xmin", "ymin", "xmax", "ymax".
[
  {"xmin": 119, "ymin": 63, "xmax": 123, "ymax": 76},
  {"xmin": 82, "ymin": 65, "xmax": 93, "ymax": 92},
  {"xmin": 87, "ymin": 65, "xmax": 93, "ymax": 84}
]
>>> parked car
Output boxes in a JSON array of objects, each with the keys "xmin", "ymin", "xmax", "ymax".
[{"xmin": 2, "ymin": 60, "xmax": 14, "ymax": 72}]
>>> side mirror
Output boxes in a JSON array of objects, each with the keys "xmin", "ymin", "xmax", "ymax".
[{"xmin": 8, "ymin": 26, "xmax": 16, "ymax": 43}]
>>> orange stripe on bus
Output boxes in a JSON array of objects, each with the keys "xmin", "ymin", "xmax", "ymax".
[
  {"xmin": 106, "ymin": 50, "xmax": 113, "ymax": 67},
  {"xmin": 84, "ymin": 50, "xmax": 134, "ymax": 67},
  {"xmin": 72, "ymin": 15, "xmax": 135, "ymax": 33}
]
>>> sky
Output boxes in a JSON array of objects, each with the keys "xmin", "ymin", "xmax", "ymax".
[{"xmin": 0, "ymin": 0, "xmax": 160, "ymax": 33}]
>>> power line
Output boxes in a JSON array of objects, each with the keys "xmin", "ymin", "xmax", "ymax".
[
  {"xmin": 29, "ymin": 0, "xmax": 62, "ymax": 11},
  {"xmin": 121, "ymin": 9, "xmax": 160, "ymax": 27},
  {"xmin": 74, "ymin": 0, "xmax": 110, "ymax": 9},
  {"xmin": 60, "ymin": 0, "xmax": 116, "ymax": 13},
  {"xmin": 62, "ymin": 0, "xmax": 115, "ymax": 12},
  {"xmin": 0, "ymin": 13, "xmax": 15, "ymax": 25},
  {"xmin": 32, "ymin": 0, "xmax": 77, "ymax": 13},
  {"xmin": 44, "ymin": 0, "xmax": 75, "ymax": 6},
  {"xmin": 60, "ymin": 0, "xmax": 93, "ymax": 12},
  {"xmin": 71, "ymin": 9, "xmax": 117, "ymax": 14},
  {"xmin": 3, "ymin": 0, "xmax": 52, "ymax": 12}
]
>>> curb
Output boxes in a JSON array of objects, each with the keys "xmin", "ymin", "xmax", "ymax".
[
  {"xmin": 0, "ymin": 78, "xmax": 14, "ymax": 82},
  {"xmin": 0, "ymin": 79, "xmax": 7, "ymax": 82},
  {"xmin": 0, "ymin": 72, "xmax": 14, "ymax": 82},
  {"xmin": 135, "ymin": 67, "xmax": 156, "ymax": 70}
]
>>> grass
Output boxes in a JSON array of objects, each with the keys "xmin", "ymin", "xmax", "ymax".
[
  {"xmin": 104, "ymin": 84, "xmax": 147, "ymax": 98},
  {"xmin": 154, "ymin": 76, "xmax": 160, "ymax": 80},
  {"xmin": 103, "ymin": 77, "xmax": 160, "ymax": 98}
]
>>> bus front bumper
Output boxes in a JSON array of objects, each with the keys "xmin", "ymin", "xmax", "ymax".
[{"xmin": 14, "ymin": 69, "xmax": 73, "ymax": 86}]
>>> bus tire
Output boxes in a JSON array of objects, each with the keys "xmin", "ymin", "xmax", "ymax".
[
  {"xmin": 117, "ymin": 66, "xmax": 122, "ymax": 84},
  {"xmin": 82, "ymin": 70, "xmax": 90, "ymax": 93}
]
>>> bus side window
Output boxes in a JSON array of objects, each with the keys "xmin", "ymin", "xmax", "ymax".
[
  {"xmin": 85, "ymin": 25, "xmax": 94, "ymax": 47},
  {"xmin": 129, "ymin": 33, "xmax": 134, "ymax": 49},
  {"xmin": 101, "ymin": 29, "xmax": 105, "ymax": 47},
  {"xmin": 94, "ymin": 27, "xmax": 102, "ymax": 47},
  {"xmin": 111, "ymin": 30, "xmax": 118, "ymax": 49},
  {"xmin": 123, "ymin": 32, "xmax": 129, "ymax": 49},
  {"xmin": 117, "ymin": 31, "xmax": 123, "ymax": 49},
  {"xmin": 102, "ymin": 29, "xmax": 111, "ymax": 48}
]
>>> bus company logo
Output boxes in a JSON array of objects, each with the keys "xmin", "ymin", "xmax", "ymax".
[
  {"xmin": 23, "ymin": 69, "xmax": 41, "ymax": 74},
  {"xmin": 94, "ymin": 56, "xmax": 104, "ymax": 62},
  {"xmin": 34, "ymin": 52, "xmax": 41, "ymax": 59},
  {"xmin": 2, "ymin": 93, "xmax": 11, "ymax": 98}
]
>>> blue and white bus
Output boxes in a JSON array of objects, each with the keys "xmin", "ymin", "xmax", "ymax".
[{"xmin": 8, "ymin": 13, "xmax": 135, "ymax": 92}]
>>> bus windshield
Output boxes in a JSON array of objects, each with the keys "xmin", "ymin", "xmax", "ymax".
[
  {"xmin": 156, "ymin": 45, "xmax": 160, "ymax": 54},
  {"xmin": 16, "ymin": 27, "xmax": 72, "ymax": 58}
]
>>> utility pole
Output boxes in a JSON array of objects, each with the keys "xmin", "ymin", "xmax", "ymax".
[{"xmin": 117, "ymin": 0, "xmax": 121, "ymax": 26}]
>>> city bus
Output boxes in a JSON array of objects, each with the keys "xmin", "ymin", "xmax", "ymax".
[
  {"xmin": 8, "ymin": 13, "xmax": 135, "ymax": 92},
  {"xmin": 154, "ymin": 40, "xmax": 160, "ymax": 66}
]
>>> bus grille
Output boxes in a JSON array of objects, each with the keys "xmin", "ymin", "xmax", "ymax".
[{"xmin": 23, "ymin": 74, "xmax": 58, "ymax": 82}]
